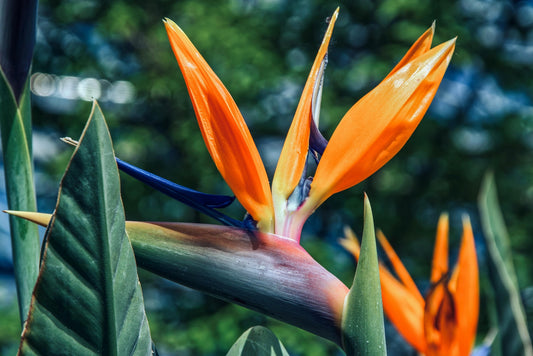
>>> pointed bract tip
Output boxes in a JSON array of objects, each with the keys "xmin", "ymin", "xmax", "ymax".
[
  {"xmin": 5, "ymin": 209, "xmax": 23, "ymax": 216},
  {"xmin": 363, "ymin": 193, "xmax": 373, "ymax": 218},
  {"xmin": 3, "ymin": 210, "xmax": 51, "ymax": 227}
]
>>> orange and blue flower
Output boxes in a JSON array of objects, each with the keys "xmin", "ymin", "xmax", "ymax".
[{"xmin": 155, "ymin": 9, "xmax": 456, "ymax": 242}]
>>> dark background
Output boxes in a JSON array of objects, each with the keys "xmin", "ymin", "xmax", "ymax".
[{"xmin": 1, "ymin": 0, "xmax": 532, "ymax": 354}]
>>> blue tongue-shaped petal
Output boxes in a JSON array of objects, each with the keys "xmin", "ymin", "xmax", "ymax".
[
  {"xmin": 61, "ymin": 136, "xmax": 244, "ymax": 227},
  {"xmin": 116, "ymin": 158, "xmax": 244, "ymax": 227},
  {"xmin": 116, "ymin": 158, "xmax": 233, "ymax": 208},
  {"xmin": 309, "ymin": 121, "xmax": 328, "ymax": 158}
]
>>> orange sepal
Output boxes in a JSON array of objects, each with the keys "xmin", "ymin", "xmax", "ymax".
[
  {"xmin": 424, "ymin": 279, "xmax": 457, "ymax": 356},
  {"xmin": 340, "ymin": 226, "xmax": 361, "ymax": 258},
  {"xmin": 381, "ymin": 267, "xmax": 427, "ymax": 353},
  {"xmin": 430, "ymin": 213, "xmax": 449, "ymax": 284},
  {"xmin": 164, "ymin": 19, "xmax": 274, "ymax": 231},
  {"xmin": 377, "ymin": 230, "xmax": 423, "ymax": 304},
  {"xmin": 272, "ymin": 8, "xmax": 338, "ymax": 237},
  {"xmin": 385, "ymin": 22, "xmax": 435, "ymax": 80},
  {"xmin": 307, "ymin": 37, "xmax": 456, "ymax": 209},
  {"xmin": 449, "ymin": 215, "xmax": 479, "ymax": 356}
]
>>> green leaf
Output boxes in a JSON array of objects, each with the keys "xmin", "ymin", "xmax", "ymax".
[
  {"xmin": 226, "ymin": 326, "xmax": 289, "ymax": 356},
  {"xmin": 341, "ymin": 194, "xmax": 386, "ymax": 356},
  {"xmin": 478, "ymin": 172, "xmax": 533, "ymax": 356},
  {"xmin": 18, "ymin": 102, "xmax": 152, "ymax": 356},
  {"xmin": 0, "ymin": 69, "xmax": 40, "ymax": 325}
]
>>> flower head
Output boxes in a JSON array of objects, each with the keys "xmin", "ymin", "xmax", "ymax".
[
  {"xmin": 164, "ymin": 10, "xmax": 455, "ymax": 242},
  {"xmin": 340, "ymin": 214, "xmax": 479, "ymax": 355},
  {"xmin": 4, "ymin": 12, "xmax": 459, "ymax": 350}
]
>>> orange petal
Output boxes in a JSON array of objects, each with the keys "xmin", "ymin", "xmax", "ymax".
[
  {"xmin": 424, "ymin": 278, "xmax": 457, "ymax": 356},
  {"xmin": 164, "ymin": 19, "xmax": 273, "ymax": 231},
  {"xmin": 385, "ymin": 22, "xmax": 435, "ymax": 80},
  {"xmin": 306, "ymin": 37, "xmax": 456, "ymax": 210},
  {"xmin": 449, "ymin": 215, "xmax": 479, "ymax": 355},
  {"xmin": 430, "ymin": 213, "xmax": 449, "ymax": 284},
  {"xmin": 272, "ymin": 9, "xmax": 338, "ymax": 238},
  {"xmin": 381, "ymin": 267, "xmax": 426, "ymax": 353},
  {"xmin": 339, "ymin": 226, "xmax": 361, "ymax": 258},
  {"xmin": 340, "ymin": 227, "xmax": 426, "ymax": 353},
  {"xmin": 377, "ymin": 230, "xmax": 423, "ymax": 303}
]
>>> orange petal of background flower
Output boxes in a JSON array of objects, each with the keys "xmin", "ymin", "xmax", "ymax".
[
  {"xmin": 272, "ymin": 8, "xmax": 338, "ymax": 236},
  {"xmin": 340, "ymin": 227, "xmax": 426, "ymax": 353},
  {"xmin": 308, "ymin": 37, "xmax": 456, "ymax": 209},
  {"xmin": 384, "ymin": 22, "xmax": 435, "ymax": 80},
  {"xmin": 424, "ymin": 279, "xmax": 457, "ymax": 356},
  {"xmin": 340, "ymin": 226, "xmax": 361, "ymax": 258},
  {"xmin": 164, "ymin": 19, "xmax": 274, "ymax": 231},
  {"xmin": 377, "ymin": 230, "xmax": 423, "ymax": 303},
  {"xmin": 381, "ymin": 267, "xmax": 427, "ymax": 353},
  {"xmin": 430, "ymin": 213, "xmax": 449, "ymax": 284},
  {"xmin": 449, "ymin": 215, "xmax": 479, "ymax": 356}
]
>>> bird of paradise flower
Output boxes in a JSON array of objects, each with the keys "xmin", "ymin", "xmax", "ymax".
[
  {"xmin": 8, "ymin": 8, "xmax": 457, "ymax": 347},
  {"xmin": 161, "ymin": 8, "xmax": 456, "ymax": 242},
  {"xmin": 341, "ymin": 214, "xmax": 479, "ymax": 355}
]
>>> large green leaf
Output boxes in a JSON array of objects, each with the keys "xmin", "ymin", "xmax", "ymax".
[
  {"xmin": 18, "ymin": 102, "xmax": 152, "ymax": 356},
  {"xmin": 478, "ymin": 172, "xmax": 533, "ymax": 356},
  {"xmin": 0, "ymin": 70, "xmax": 40, "ymax": 325},
  {"xmin": 341, "ymin": 195, "xmax": 386, "ymax": 356},
  {"xmin": 226, "ymin": 326, "xmax": 289, "ymax": 356}
]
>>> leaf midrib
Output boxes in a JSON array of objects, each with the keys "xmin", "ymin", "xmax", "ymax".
[{"xmin": 93, "ymin": 112, "xmax": 119, "ymax": 356}]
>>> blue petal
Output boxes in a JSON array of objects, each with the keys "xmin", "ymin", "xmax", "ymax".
[
  {"xmin": 116, "ymin": 158, "xmax": 234, "ymax": 208},
  {"xmin": 309, "ymin": 121, "xmax": 328, "ymax": 163},
  {"xmin": 116, "ymin": 158, "xmax": 245, "ymax": 228},
  {"xmin": 470, "ymin": 345, "xmax": 491, "ymax": 356}
]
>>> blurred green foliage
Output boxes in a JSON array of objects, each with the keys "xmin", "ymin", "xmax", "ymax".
[
  {"xmin": 2, "ymin": 0, "xmax": 533, "ymax": 354},
  {"xmin": 0, "ymin": 301, "xmax": 19, "ymax": 355}
]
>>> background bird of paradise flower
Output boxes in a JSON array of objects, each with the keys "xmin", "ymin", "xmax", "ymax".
[{"xmin": 0, "ymin": 0, "xmax": 532, "ymax": 355}]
